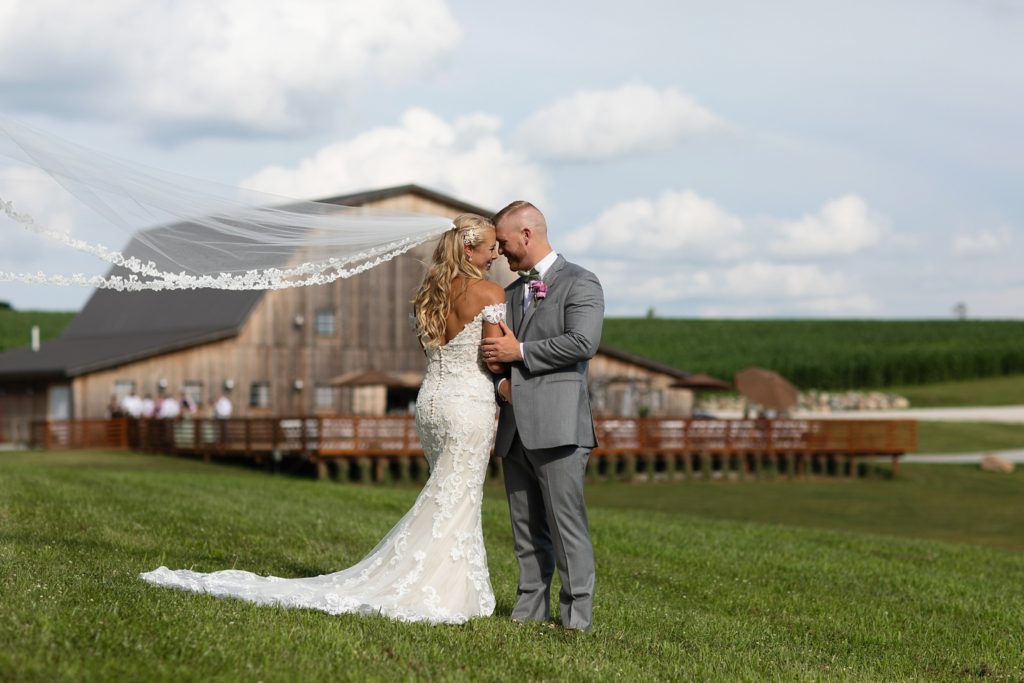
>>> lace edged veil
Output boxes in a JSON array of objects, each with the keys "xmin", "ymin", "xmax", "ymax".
[{"xmin": 0, "ymin": 116, "xmax": 454, "ymax": 291}]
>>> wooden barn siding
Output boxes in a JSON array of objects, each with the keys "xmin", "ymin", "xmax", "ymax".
[
  {"xmin": 0, "ymin": 389, "xmax": 47, "ymax": 442},
  {"xmin": 71, "ymin": 195, "xmax": 499, "ymax": 419},
  {"xmin": 588, "ymin": 354, "xmax": 694, "ymax": 416}
]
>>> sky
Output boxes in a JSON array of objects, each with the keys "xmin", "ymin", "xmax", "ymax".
[{"xmin": 0, "ymin": 0, "xmax": 1022, "ymax": 318}]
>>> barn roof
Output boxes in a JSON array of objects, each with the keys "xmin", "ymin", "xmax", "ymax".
[
  {"xmin": 0, "ymin": 185, "xmax": 489, "ymax": 380},
  {"xmin": 596, "ymin": 344, "xmax": 692, "ymax": 380}
]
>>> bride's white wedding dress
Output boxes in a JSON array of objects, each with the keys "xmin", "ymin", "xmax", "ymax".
[{"xmin": 140, "ymin": 303, "xmax": 506, "ymax": 625}]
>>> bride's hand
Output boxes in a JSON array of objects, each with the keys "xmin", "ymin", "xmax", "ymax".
[{"xmin": 497, "ymin": 378, "xmax": 513, "ymax": 405}]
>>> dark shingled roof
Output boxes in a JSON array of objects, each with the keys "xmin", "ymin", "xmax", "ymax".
[
  {"xmin": 0, "ymin": 185, "xmax": 489, "ymax": 380},
  {"xmin": 596, "ymin": 344, "xmax": 692, "ymax": 380}
]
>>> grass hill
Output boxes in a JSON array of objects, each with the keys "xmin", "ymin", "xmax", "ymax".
[
  {"xmin": 603, "ymin": 318, "xmax": 1024, "ymax": 389},
  {"xmin": 2, "ymin": 450, "xmax": 1022, "ymax": 682},
  {"xmin": 0, "ymin": 307, "xmax": 75, "ymax": 352}
]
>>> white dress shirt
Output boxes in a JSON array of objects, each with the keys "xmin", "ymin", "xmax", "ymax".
[
  {"xmin": 519, "ymin": 250, "xmax": 558, "ymax": 361},
  {"xmin": 497, "ymin": 250, "xmax": 559, "ymax": 400}
]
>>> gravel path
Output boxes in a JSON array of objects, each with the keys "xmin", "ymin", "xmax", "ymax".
[
  {"xmin": 715, "ymin": 406, "xmax": 1024, "ymax": 423},
  {"xmin": 901, "ymin": 449, "xmax": 1024, "ymax": 464},
  {"xmin": 797, "ymin": 405, "xmax": 1024, "ymax": 423}
]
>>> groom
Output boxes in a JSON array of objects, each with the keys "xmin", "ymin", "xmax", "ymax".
[{"xmin": 480, "ymin": 200, "xmax": 604, "ymax": 631}]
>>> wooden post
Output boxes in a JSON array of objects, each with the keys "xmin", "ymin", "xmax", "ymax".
[
  {"xmin": 396, "ymin": 455, "xmax": 411, "ymax": 483},
  {"xmin": 622, "ymin": 453, "xmax": 637, "ymax": 482},
  {"xmin": 335, "ymin": 458, "xmax": 350, "ymax": 483},
  {"xmin": 356, "ymin": 456, "xmax": 372, "ymax": 483},
  {"xmin": 638, "ymin": 453, "xmax": 653, "ymax": 482},
  {"xmin": 669, "ymin": 454, "xmax": 683, "ymax": 481}
]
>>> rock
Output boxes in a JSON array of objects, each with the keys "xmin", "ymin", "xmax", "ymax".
[{"xmin": 980, "ymin": 454, "xmax": 1015, "ymax": 473}]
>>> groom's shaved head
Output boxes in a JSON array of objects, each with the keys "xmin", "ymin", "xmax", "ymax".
[
  {"xmin": 493, "ymin": 200, "xmax": 551, "ymax": 271},
  {"xmin": 493, "ymin": 200, "xmax": 547, "ymax": 238}
]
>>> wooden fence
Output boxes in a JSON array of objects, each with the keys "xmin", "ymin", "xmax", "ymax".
[{"xmin": 29, "ymin": 415, "xmax": 916, "ymax": 481}]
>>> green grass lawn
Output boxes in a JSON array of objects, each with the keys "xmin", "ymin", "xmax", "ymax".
[
  {"xmin": 2, "ymin": 451, "xmax": 1023, "ymax": 682},
  {"xmin": 892, "ymin": 374, "xmax": 1024, "ymax": 407},
  {"xmin": 915, "ymin": 421, "xmax": 1024, "ymax": 454},
  {"xmin": 582, "ymin": 464, "xmax": 1024, "ymax": 552}
]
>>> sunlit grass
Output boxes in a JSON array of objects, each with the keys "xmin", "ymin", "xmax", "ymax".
[{"xmin": 2, "ymin": 450, "xmax": 1023, "ymax": 682}]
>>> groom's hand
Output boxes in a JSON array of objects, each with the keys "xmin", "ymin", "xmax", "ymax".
[{"xmin": 481, "ymin": 321, "xmax": 523, "ymax": 363}]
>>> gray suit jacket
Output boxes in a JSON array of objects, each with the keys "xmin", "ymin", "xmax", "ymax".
[{"xmin": 494, "ymin": 255, "xmax": 604, "ymax": 456}]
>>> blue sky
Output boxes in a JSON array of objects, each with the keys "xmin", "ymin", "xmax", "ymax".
[{"xmin": 1, "ymin": 0, "xmax": 1021, "ymax": 317}]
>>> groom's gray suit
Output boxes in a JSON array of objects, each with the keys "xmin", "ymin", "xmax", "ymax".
[{"xmin": 495, "ymin": 253, "xmax": 603, "ymax": 631}]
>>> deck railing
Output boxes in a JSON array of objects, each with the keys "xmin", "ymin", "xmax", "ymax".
[{"xmin": 28, "ymin": 415, "xmax": 916, "ymax": 481}]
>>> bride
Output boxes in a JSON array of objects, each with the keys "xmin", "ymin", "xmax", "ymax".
[{"xmin": 140, "ymin": 213, "xmax": 508, "ymax": 625}]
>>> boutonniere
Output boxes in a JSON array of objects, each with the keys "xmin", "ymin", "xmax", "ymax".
[{"xmin": 528, "ymin": 280, "xmax": 547, "ymax": 302}]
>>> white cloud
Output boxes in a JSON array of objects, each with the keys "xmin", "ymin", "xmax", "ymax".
[
  {"xmin": 695, "ymin": 294, "xmax": 876, "ymax": 318},
  {"xmin": 564, "ymin": 190, "xmax": 745, "ymax": 261},
  {"xmin": 769, "ymin": 194, "xmax": 888, "ymax": 257},
  {"xmin": 0, "ymin": 0, "xmax": 460, "ymax": 134},
  {"xmin": 517, "ymin": 84, "xmax": 722, "ymax": 162},
  {"xmin": 241, "ymin": 108, "xmax": 546, "ymax": 208},
  {"xmin": 952, "ymin": 225, "xmax": 1013, "ymax": 256},
  {"xmin": 572, "ymin": 190, "xmax": 884, "ymax": 317},
  {"xmin": 592, "ymin": 256, "xmax": 876, "ymax": 317},
  {"xmin": 720, "ymin": 262, "xmax": 849, "ymax": 298}
]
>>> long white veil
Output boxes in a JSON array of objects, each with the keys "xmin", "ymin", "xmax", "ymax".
[{"xmin": 0, "ymin": 117, "xmax": 453, "ymax": 291}]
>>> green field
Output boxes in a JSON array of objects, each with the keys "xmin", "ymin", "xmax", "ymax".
[
  {"xmin": 603, "ymin": 318, "xmax": 1024, "ymax": 390},
  {"xmin": 2, "ymin": 450, "xmax": 1023, "ymax": 682},
  {"xmin": 916, "ymin": 421, "xmax": 1024, "ymax": 454},
  {"xmin": 0, "ymin": 308, "xmax": 75, "ymax": 352},
  {"xmin": 892, "ymin": 374, "xmax": 1024, "ymax": 407}
]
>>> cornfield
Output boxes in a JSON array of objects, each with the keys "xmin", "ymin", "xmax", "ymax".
[{"xmin": 602, "ymin": 319, "xmax": 1024, "ymax": 389}]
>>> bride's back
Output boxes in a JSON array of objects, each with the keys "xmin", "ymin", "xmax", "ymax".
[{"xmin": 444, "ymin": 276, "xmax": 504, "ymax": 345}]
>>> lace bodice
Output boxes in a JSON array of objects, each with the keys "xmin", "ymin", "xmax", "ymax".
[
  {"xmin": 418, "ymin": 304, "xmax": 505, "ymax": 427},
  {"xmin": 140, "ymin": 303, "xmax": 506, "ymax": 625}
]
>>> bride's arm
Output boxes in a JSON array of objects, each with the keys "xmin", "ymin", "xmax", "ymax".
[{"xmin": 472, "ymin": 280, "xmax": 508, "ymax": 374}]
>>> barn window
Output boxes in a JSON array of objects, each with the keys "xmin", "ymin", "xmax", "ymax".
[
  {"xmin": 315, "ymin": 309, "xmax": 336, "ymax": 336},
  {"xmin": 249, "ymin": 382, "xmax": 270, "ymax": 408},
  {"xmin": 112, "ymin": 380, "xmax": 136, "ymax": 401},
  {"xmin": 314, "ymin": 384, "xmax": 334, "ymax": 409},
  {"xmin": 183, "ymin": 381, "xmax": 203, "ymax": 407}
]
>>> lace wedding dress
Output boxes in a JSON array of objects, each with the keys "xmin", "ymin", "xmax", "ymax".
[{"xmin": 140, "ymin": 303, "xmax": 506, "ymax": 625}]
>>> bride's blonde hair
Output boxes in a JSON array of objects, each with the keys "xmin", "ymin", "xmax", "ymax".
[{"xmin": 413, "ymin": 213, "xmax": 495, "ymax": 349}]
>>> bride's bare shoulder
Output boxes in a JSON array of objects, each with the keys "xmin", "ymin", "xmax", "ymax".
[{"xmin": 468, "ymin": 278, "xmax": 505, "ymax": 304}]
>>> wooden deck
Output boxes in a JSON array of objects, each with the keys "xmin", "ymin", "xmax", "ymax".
[{"xmin": 29, "ymin": 415, "xmax": 916, "ymax": 481}]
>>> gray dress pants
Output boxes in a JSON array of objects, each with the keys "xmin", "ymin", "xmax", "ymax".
[{"xmin": 502, "ymin": 433, "xmax": 594, "ymax": 630}]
